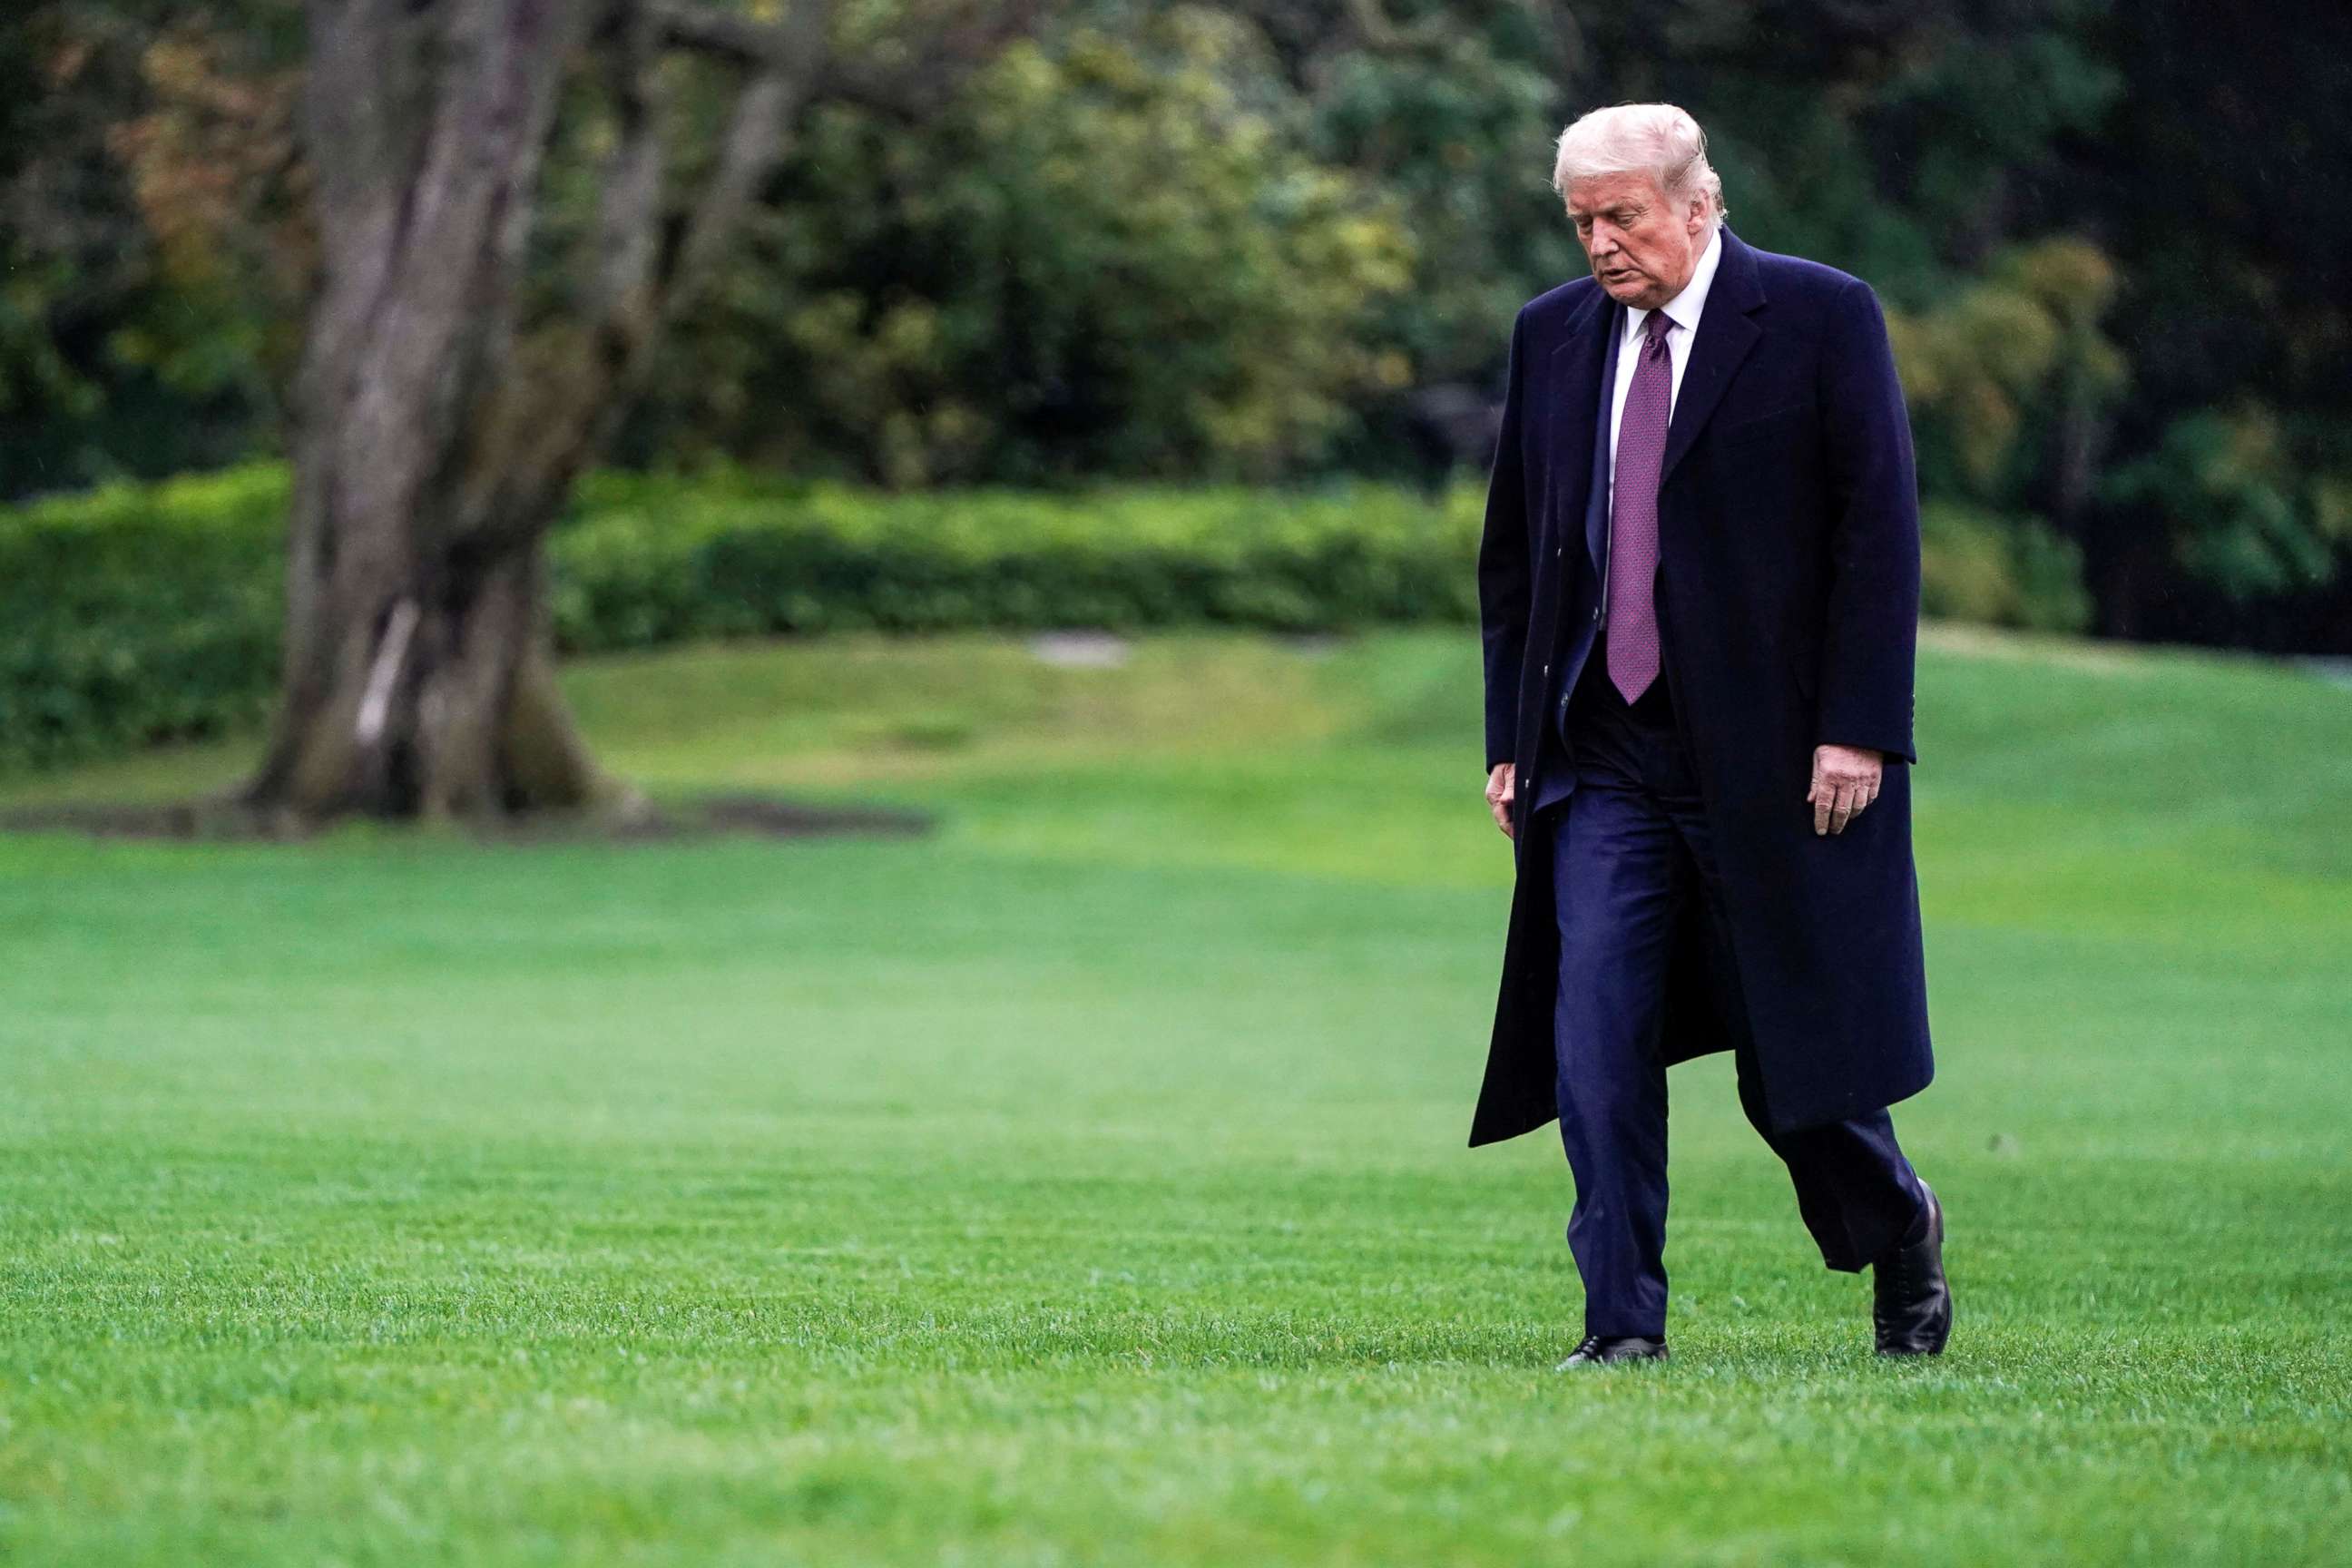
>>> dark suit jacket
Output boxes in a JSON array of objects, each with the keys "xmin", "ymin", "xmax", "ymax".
[{"xmin": 1472, "ymin": 222, "xmax": 1934, "ymax": 1144}]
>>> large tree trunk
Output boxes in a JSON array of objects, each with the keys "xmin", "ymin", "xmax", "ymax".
[
  {"xmin": 245, "ymin": 0, "xmax": 807, "ymax": 821},
  {"xmin": 246, "ymin": 526, "xmax": 608, "ymax": 818},
  {"xmin": 241, "ymin": 0, "xmax": 1028, "ymax": 821},
  {"xmin": 245, "ymin": 0, "xmax": 599, "ymax": 820}
]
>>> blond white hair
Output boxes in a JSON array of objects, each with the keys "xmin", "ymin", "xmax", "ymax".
[{"xmin": 1551, "ymin": 103, "xmax": 1727, "ymax": 228}]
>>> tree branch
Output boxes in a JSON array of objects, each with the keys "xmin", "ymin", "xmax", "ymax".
[
  {"xmin": 650, "ymin": 0, "xmax": 831, "ymax": 75},
  {"xmin": 652, "ymin": 0, "xmax": 1042, "ymax": 118},
  {"xmin": 451, "ymin": 0, "xmax": 1045, "ymax": 559},
  {"xmin": 452, "ymin": 3, "xmax": 810, "ymax": 557},
  {"xmin": 1339, "ymin": 0, "xmax": 1450, "ymax": 54},
  {"xmin": 662, "ymin": 68, "xmax": 797, "ymax": 318},
  {"xmin": 588, "ymin": 0, "xmax": 667, "ymax": 364}
]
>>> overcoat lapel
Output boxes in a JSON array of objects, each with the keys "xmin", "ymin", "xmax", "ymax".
[
  {"xmin": 1583, "ymin": 299, "xmax": 1624, "ymax": 573},
  {"xmin": 1543, "ymin": 288, "xmax": 1612, "ymax": 561},
  {"xmin": 1659, "ymin": 225, "xmax": 1767, "ymax": 485}
]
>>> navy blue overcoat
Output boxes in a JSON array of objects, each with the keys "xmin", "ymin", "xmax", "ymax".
[{"xmin": 1472, "ymin": 224, "xmax": 1934, "ymax": 1144}]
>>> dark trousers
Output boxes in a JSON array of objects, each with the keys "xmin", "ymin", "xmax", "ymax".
[{"xmin": 1539, "ymin": 661, "xmax": 1926, "ymax": 1339}]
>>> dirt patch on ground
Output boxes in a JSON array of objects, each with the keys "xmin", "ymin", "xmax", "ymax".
[{"xmin": 0, "ymin": 792, "xmax": 934, "ymax": 845}]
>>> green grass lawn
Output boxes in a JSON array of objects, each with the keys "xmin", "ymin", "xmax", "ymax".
[{"xmin": 3, "ymin": 625, "xmax": 2348, "ymax": 1565}]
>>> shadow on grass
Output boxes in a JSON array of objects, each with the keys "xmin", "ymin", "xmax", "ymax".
[{"xmin": 0, "ymin": 790, "xmax": 935, "ymax": 846}]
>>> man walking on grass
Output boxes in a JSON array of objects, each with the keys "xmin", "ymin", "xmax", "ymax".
[{"xmin": 1471, "ymin": 103, "xmax": 1951, "ymax": 1367}]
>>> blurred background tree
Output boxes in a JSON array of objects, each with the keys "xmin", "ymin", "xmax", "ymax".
[
  {"xmin": 4, "ymin": 0, "xmax": 2348, "ymax": 808},
  {"xmin": 0, "ymin": 2, "xmax": 300, "ymax": 496},
  {"xmin": 88, "ymin": 0, "xmax": 1038, "ymax": 821},
  {"xmin": 628, "ymin": 6, "xmax": 1416, "ymax": 485}
]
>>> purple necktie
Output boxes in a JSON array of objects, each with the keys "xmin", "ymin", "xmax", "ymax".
[{"xmin": 1607, "ymin": 309, "xmax": 1675, "ymax": 704}]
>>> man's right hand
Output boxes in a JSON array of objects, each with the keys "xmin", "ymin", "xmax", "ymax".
[{"xmin": 1485, "ymin": 762, "xmax": 1517, "ymax": 838}]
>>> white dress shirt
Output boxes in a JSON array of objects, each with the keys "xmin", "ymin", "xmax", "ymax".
[{"xmin": 1606, "ymin": 223, "xmax": 1723, "ymax": 510}]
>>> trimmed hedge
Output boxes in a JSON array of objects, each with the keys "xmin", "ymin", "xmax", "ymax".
[
  {"xmin": 1, "ymin": 464, "xmax": 2092, "ymax": 771},
  {"xmin": 0, "ymin": 466, "xmax": 288, "ymax": 769},
  {"xmin": 552, "ymin": 468, "xmax": 1485, "ymax": 651},
  {"xmin": 0, "ymin": 464, "xmax": 1485, "ymax": 769}
]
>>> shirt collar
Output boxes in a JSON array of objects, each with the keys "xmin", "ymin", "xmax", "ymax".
[{"xmin": 1624, "ymin": 223, "xmax": 1724, "ymax": 347}]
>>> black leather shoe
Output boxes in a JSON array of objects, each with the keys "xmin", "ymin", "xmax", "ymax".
[
  {"xmin": 1873, "ymin": 1181, "xmax": 1951, "ymax": 1356},
  {"xmin": 1554, "ymin": 1333, "xmax": 1670, "ymax": 1369}
]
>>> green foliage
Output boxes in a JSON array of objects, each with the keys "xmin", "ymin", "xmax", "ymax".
[
  {"xmin": 0, "ymin": 464, "xmax": 286, "ymax": 768},
  {"xmin": 1569, "ymin": 1, "xmax": 2121, "ymax": 303},
  {"xmin": 1889, "ymin": 239, "xmax": 2126, "ymax": 505},
  {"xmin": 2102, "ymin": 408, "xmax": 2345, "ymax": 601},
  {"xmin": 1298, "ymin": 14, "xmax": 1576, "ymax": 387},
  {"xmin": 0, "ymin": 464, "xmax": 1484, "ymax": 769},
  {"xmin": 2084, "ymin": 5, "xmax": 2352, "ymax": 641},
  {"xmin": 1917, "ymin": 502, "xmax": 2091, "ymax": 633},
  {"xmin": 553, "ymin": 468, "xmax": 1482, "ymax": 649},
  {"xmin": 3, "ymin": 459, "xmax": 2118, "ymax": 773},
  {"xmin": 0, "ymin": 6, "xmax": 294, "ymax": 497},
  {"xmin": 13, "ymin": 0, "xmax": 2350, "ymax": 647},
  {"xmin": 640, "ymin": 8, "xmax": 1415, "ymax": 485}
]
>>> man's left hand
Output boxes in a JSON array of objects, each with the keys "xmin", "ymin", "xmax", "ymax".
[{"xmin": 1808, "ymin": 744, "xmax": 1883, "ymax": 836}]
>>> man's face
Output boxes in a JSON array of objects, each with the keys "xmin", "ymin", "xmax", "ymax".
[{"xmin": 1566, "ymin": 172, "xmax": 1708, "ymax": 309}]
